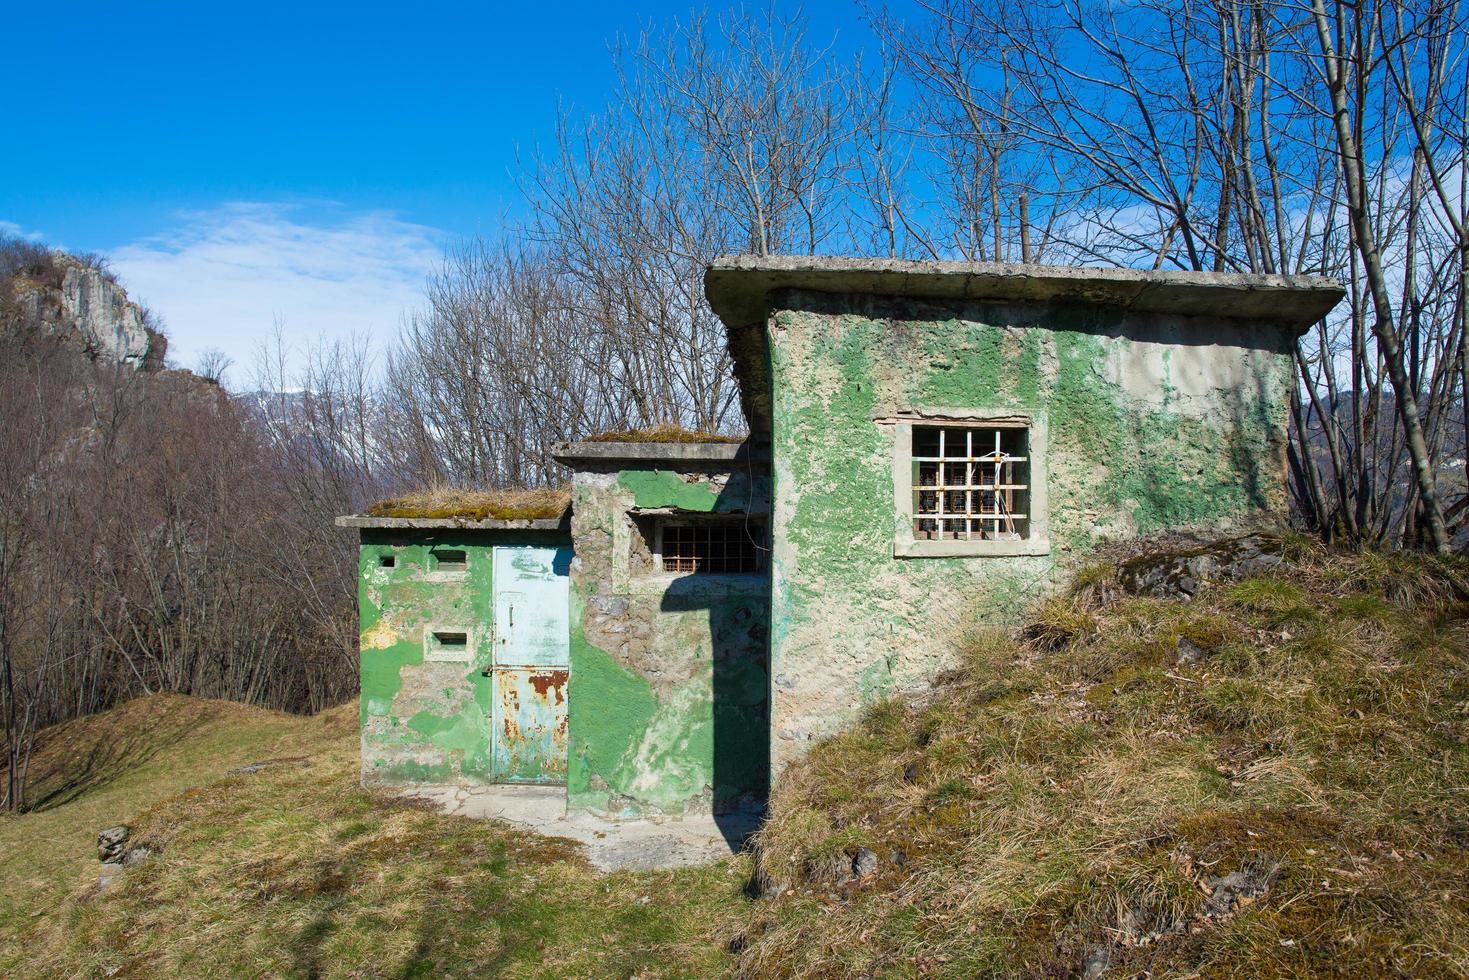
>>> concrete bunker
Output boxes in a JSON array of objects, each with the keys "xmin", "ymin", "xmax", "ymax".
[
  {"xmin": 339, "ymin": 516, "xmax": 575, "ymax": 787},
  {"xmin": 339, "ymin": 256, "xmax": 1342, "ymax": 817},
  {"xmin": 338, "ymin": 440, "xmax": 772, "ymax": 821},
  {"xmin": 705, "ymin": 256, "xmax": 1343, "ymax": 774}
]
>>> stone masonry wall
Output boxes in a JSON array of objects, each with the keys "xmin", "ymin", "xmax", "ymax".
[
  {"xmin": 767, "ymin": 290, "xmax": 1296, "ymax": 771},
  {"xmin": 568, "ymin": 463, "xmax": 771, "ymax": 816}
]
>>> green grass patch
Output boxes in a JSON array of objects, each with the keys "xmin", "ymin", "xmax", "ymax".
[
  {"xmin": 7, "ymin": 537, "xmax": 1469, "ymax": 977},
  {"xmin": 0, "ymin": 696, "xmax": 750, "ymax": 978}
]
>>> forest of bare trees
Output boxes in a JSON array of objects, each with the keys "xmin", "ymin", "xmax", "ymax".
[
  {"xmin": 0, "ymin": 247, "xmax": 365, "ymax": 809},
  {"xmin": 3, "ymin": 0, "xmax": 1467, "ymax": 808}
]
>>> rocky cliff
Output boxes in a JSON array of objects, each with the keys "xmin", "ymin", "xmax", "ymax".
[{"xmin": 6, "ymin": 250, "xmax": 165, "ymax": 370}]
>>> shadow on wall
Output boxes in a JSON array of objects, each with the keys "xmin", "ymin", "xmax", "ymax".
[
  {"xmin": 659, "ymin": 580, "xmax": 770, "ymax": 849},
  {"xmin": 657, "ymin": 471, "xmax": 772, "ymax": 851}
]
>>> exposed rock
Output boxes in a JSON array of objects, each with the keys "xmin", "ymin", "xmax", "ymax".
[
  {"xmin": 852, "ymin": 847, "xmax": 878, "ymax": 878},
  {"xmin": 12, "ymin": 254, "xmax": 163, "ymax": 370},
  {"xmin": 1204, "ymin": 859, "xmax": 1280, "ymax": 915},
  {"xmin": 122, "ymin": 845, "xmax": 152, "ymax": 867},
  {"xmin": 1176, "ymin": 636, "xmax": 1212, "ymax": 664},
  {"xmin": 589, "ymin": 594, "xmax": 630, "ymax": 617},
  {"xmin": 1118, "ymin": 534, "xmax": 1285, "ymax": 599},
  {"xmin": 97, "ymin": 826, "xmax": 129, "ymax": 863}
]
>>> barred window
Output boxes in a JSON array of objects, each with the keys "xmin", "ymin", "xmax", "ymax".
[
  {"xmin": 658, "ymin": 520, "xmax": 765, "ymax": 574},
  {"xmin": 913, "ymin": 425, "xmax": 1030, "ymax": 541}
]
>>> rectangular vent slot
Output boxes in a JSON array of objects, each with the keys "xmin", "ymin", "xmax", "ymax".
[
  {"xmin": 425, "ymin": 629, "xmax": 471, "ymax": 662},
  {"xmin": 433, "ymin": 549, "xmax": 467, "ymax": 572}
]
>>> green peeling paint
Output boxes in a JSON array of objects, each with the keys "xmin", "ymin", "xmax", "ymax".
[
  {"xmin": 765, "ymin": 290, "xmax": 1295, "ymax": 765},
  {"xmin": 617, "ymin": 469, "xmax": 722, "ymax": 512},
  {"xmin": 567, "ymin": 468, "xmax": 771, "ymax": 816},
  {"xmin": 566, "ymin": 620, "xmax": 661, "ymax": 810},
  {"xmin": 355, "ymin": 529, "xmax": 570, "ymax": 788}
]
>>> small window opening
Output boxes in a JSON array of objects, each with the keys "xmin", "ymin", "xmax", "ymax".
[
  {"xmin": 425, "ymin": 629, "xmax": 471, "ymax": 662},
  {"xmin": 913, "ymin": 425, "xmax": 1030, "ymax": 541},
  {"xmin": 432, "ymin": 549, "xmax": 467, "ymax": 572},
  {"xmin": 379, "ymin": 555, "xmax": 396, "ymax": 568},
  {"xmin": 659, "ymin": 520, "xmax": 765, "ymax": 574}
]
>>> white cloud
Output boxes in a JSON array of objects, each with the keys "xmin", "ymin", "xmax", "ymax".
[
  {"xmin": 110, "ymin": 203, "xmax": 444, "ymax": 384},
  {"xmin": 0, "ymin": 219, "xmax": 45, "ymax": 241}
]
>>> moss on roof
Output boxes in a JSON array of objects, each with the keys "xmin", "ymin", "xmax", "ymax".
[
  {"xmin": 583, "ymin": 424, "xmax": 744, "ymax": 444},
  {"xmin": 366, "ymin": 487, "xmax": 570, "ymax": 521}
]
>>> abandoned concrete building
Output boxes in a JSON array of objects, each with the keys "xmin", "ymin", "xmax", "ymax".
[{"xmin": 338, "ymin": 256, "xmax": 1343, "ymax": 819}]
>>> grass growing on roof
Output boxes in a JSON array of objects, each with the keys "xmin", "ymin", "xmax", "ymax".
[
  {"xmin": 740, "ymin": 539, "xmax": 1469, "ymax": 978},
  {"xmin": 583, "ymin": 424, "xmax": 745, "ymax": 444},
  {"xmin": 366, "ymin": 486, "xmax": 571, "ymax": 521}
]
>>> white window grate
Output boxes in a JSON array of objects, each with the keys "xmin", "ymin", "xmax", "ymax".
[{"xmin": 913, "ymin": 425, "xmax": 1030, "ymax": 541}]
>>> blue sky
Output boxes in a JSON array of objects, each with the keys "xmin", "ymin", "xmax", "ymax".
[{"xmin": 2, "ymin": 1, "xmax": 867, "ymax": 379}]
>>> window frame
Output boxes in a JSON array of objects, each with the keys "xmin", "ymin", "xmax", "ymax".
[
  {"xmin": 890, "ymin": 411, "xmax": 1050, "ymax": 558},
  {"xmin": 426, "ymin": 546, "xmax": 469, "ymax": 580}
]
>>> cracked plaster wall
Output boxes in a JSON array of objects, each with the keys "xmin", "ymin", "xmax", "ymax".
[
  {"xmin": 767, "ymin": 290, "xmax": 1296, "ymax": 772},
  {"xmin": 568, "ymin": 464, "xmax": 772, "ymax": 817}
]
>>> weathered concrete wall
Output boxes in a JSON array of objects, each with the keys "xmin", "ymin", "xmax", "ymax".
[
  {"xmin": 357, "ymin": 528, "xmax": 568, "ymax": 785},
  {"xmin": 567, "ymin": 463, "xmax": 771, "ymax": 816},
  {"xmin": 767, "ymin": 289, "xmax": 1296, "ymax": 769}
]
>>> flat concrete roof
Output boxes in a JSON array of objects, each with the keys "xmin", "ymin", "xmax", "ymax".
[
  {"xmin": 551, "ymin": 440, "xmax": 768, "ymax": 467},
  {"xmin": 705, "ymin": 255, "xmax": 1345, "ymax": 329},
  {"xmin": 704, "ymin": 255, "xmax": 1345, "ymax": 433},
  {"xmin": 335, "ymin": 515, "xmax": 570, "ymax": 532}
]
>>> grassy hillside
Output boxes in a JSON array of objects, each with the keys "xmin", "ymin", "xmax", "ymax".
[
  {"xmin": 739, "ymin": 536, "xmax": 1469, "ymax": 977},
  {"xmin": 3, "ymin": 534, "xmax": 1468, "ymax": 978},
  {"xmin": 0, "ymin": 695, "xmax": 748, "ymax": 978}
]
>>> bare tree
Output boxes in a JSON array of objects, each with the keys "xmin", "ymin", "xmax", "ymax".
[
  {"xmin": 525, "ymin": 6, "xmax": 862, "ymax": 434},
  {"xmin": 890, "ymin": 0, "xmax": 1469, "ymax": 549},
  {"xmin": 380, "ymin": 241, "xmax": 621, "ymax": 487}
]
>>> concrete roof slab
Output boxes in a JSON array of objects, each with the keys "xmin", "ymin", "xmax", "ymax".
[
  {"xmin": 551, "ymin": 440, "xmax": 769, "ymax": 467},
  {"xmin": 704, "ymin": 255, "xmax": 1345, "ymax": 329}
]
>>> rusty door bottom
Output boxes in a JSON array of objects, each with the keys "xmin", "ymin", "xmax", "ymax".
[{"xmin": 491, "ymin": 667, "xmax": 568, "ymax": 783}]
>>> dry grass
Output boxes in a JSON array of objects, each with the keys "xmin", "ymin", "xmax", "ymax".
[
  {"xmin": 0, "ymin": 694, "xmax": 750, "ymax": 978},
  {"xmin": 366, "ymin": 486, "xmax": 571, "ymax": 521},
  {"xmin": 583, "ymin": 424, "xmax": 745, "ymax": 444},
  {"xmin": 0, "ymin": 696, "xmax": 318, "ymax": 943},
  {"xmin": 740, "ymin": 538, "xmax": 1469, "ymax": 977}
]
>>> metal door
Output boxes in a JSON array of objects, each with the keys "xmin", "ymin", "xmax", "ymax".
[{"xmin": 490, "ymin": 545, "xmax": 571, "ymax": 783}]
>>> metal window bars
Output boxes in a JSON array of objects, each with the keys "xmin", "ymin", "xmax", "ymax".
[
  {"xmin": 660, "ymin": 521, "xmax": 764, "ymax": 574},
  {"xmin": 913, "ymin": 425, "xmax": 1030, "ymax": 541}
]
